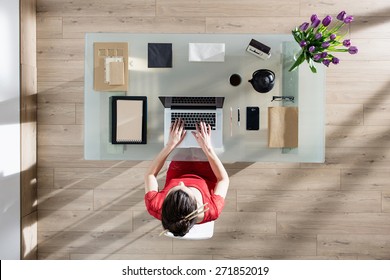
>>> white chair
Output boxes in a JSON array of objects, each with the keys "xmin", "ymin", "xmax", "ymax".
[{"xmin": 164, "ymin": 221, "xmax": 214, "ymax": 240}]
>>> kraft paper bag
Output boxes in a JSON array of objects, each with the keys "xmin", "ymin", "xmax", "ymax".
[{"xmin": 268, "ymin": 107, "xmax": 298, "ymax": 148}]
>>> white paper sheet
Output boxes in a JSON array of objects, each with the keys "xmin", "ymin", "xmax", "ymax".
[{"xmin": 188, "ymin": 43, "xmax": 225, "ymax": 62}]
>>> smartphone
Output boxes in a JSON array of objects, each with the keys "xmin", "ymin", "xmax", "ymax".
[{"xmin": 246, "ymin": 107, "xmax": 260, "ymax": 130}]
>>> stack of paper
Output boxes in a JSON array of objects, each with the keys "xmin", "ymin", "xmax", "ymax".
[{"xmin": 104, "ymin": 57, "xmax": 124, "ymax": 85}]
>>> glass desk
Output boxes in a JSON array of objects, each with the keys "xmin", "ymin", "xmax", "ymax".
[{"xmin": 84, "ymin": 33, "xmax": 325, "ymax": 162}]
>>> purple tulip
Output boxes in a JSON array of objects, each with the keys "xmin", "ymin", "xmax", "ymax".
[
  {"xmin": 344, "ymin": 15, "xmax": 354, "ymax": 24},
  {"xmin": 348, "ymin": 46, "xmax": 358, "ymax": 54},
  {"xmin": 312, "ymin": 18, "xmax": 321, "ymax": 28},
  {"xmin": 321, "ymin": 41, "xmax": 330, "ymax": 48},
  {"xmin": 299, "ymin": 22, "xmax": 310, "ymax": 31},
  {"xmin": 332, "ymin": 57, "xmax": 340, "ymax": 64},
  {"xmin": 309, "ymin": 46, "xmax": 316, "ymax": 53},
  {"xmin": 311, "ymin": 14, "xmax": 319, "ymax": 23},
  {"xmin": 330, "ymin": 34, "xmax": 337, "ymax": 40},
  {"xmin": 313, "ymin": 54, "xmax": 322, "ymax": 61},
  {"xmin": 310, "ymin": 14, "xmax": 320, "ymax": 28},
  {"xmin": 321, "ymin": 52, "xmax": 328, "ymax": 58},
  {"xmin": 322, "ymin": 15, "xmax": 332, "ymax": 27},
  {"xmin": 322, "ymin": 59, "xmax": 331, "ymax": 67},
  {"xmin": 337, "ymin": 11, "xmax": 347, "ymax": 21},
  {"xmin": 299, "ymin": 40, "xmax": 307, "ymax": 47},
  {"xmin": 315, "ymin": 32, "xmax": 322, "ymax": 40},
  {"xmin": 343, "ymin": 39, "xmax": 351, "ymax": 47}
]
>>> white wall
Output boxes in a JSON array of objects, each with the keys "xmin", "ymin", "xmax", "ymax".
[{"xmin": 0, "ymin": 0, "xmax": 21, "ymax": 259}]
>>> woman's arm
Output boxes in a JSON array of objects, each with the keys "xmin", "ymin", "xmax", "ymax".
[
  {"xmin": 191, "ymin": 122, "xmax": 230, "ymax": 198},
  {"xmin": 144, "ymin": 119, "xmax": 186, "ymax": 193}
]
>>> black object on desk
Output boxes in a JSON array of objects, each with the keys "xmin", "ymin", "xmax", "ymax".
[
  {"xmin": 229, "ymin": 74, "xmax": 241, "ymax": 86},
  {"xmin": 272, "ymin": 96, "xmax": 295, "ymax": 103},
  {"xmin": 246, "ymin": 39, "xmax": 271, "ymax": 59},
  {"xmin": 148, "ymin": 43, "xmax": 173, "ymax": 68},
  {"xmin": 246, "ymin": 106, "xmax": 259, "ymax": 130},
  {"xmin": 248, "ymin": 69, "xmax": 275, "ymax": 93}
]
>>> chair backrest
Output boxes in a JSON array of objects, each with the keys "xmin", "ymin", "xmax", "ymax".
[{"xmin": 164, "ymin": 221, "xmax": 214, "ymax": 240}]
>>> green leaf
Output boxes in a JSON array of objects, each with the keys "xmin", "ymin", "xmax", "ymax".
[
  {"xmin": 289, "ymin": 52, "xmax": 305, "ymax": 72},
  {"xmin": 292, "ymin": 29, "xmax": 304, "ymax": 43},
  {"xmin": 308, "ymin": 58, "xmax": 317, "ymax": 73},
  {"xmin": 309, "ymin": 64, "xmax": 317, "ymax": 73}
]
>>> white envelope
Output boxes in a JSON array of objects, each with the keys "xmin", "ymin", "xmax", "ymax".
[{"xmin": 188, "ymin": 43, "xmax": 225, "ymax": 62}]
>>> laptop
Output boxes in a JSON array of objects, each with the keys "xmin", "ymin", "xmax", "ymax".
[{"xmin": 159, "ymin": 96, "xmax": 225, "ymax": 148}]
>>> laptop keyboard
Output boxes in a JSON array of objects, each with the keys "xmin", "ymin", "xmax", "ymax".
[
  {"xmin": 171, "ymin": 112, "xmax": 216, "ymax": 130},
  {"xmin": 171, "ymin": 96, "xmax": 216, "ymax": 104}
]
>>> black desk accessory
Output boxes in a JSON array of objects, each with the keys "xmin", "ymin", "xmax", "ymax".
[
  {"xmin": 229, "ymin": 73, "xmax": 241, "ymax": 86},
  {"xmin": 246, "ymin": 39, "xmax": 271, "ymax": 59},
  {"xmin": 248, "ymin": 69, "xmax": 275, "ymax": 93},
  {"xmin": 272, "ymin": 96, "xmax": 295, "ymax": 103},
  {"xmin": 246, "ymin": 106, "xmax": 260, "ymax": 130},
  {"xmin": 148, "ymin": 43, "xmax": 173, "ymax": 68}
]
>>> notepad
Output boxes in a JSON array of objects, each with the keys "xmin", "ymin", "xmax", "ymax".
[
  {"xmin": 268, "ymin": 107, "xmax": 298, "ymax": 148},
  {"xmin": 111, "ymin": 96, "xmax": 147, "ymax": 144}
]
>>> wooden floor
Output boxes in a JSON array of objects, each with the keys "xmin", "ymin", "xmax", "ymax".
[{"xmin": 36, "ymin": 0, "xmax": 390, "ymax": 260}]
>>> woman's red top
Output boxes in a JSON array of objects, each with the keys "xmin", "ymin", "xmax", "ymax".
[{"xmin": 144, "ymin": 161, "xmax": 225, "ymax": 223}]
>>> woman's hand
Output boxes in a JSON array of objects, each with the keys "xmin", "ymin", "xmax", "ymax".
[
  {"xmin": 191, "ymin": 121, "xmax": 213, "ymax": 152},
  {"xmin": 166, "ymin": 118, "xmax": 187, "ymax": 149}
]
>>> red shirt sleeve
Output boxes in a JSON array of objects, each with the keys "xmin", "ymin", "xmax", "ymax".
[
  {"xmin": 144, "ymin": 191, "xmax": 162, "ymax": 220},
  {"xmin": 212, "ymin": 194, "xmax": 225, "ymax": 217}
]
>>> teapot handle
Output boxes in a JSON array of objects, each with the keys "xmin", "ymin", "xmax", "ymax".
[{"xmin": 252, "ymin": 70, "xmax": 261, "ymax": 77}]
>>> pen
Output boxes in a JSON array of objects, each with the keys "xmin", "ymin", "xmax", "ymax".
[
  {"xmin": 230, "ymin": 107, "xmax": 233, "ymax": 136},
  {"xmin": 237, "ymin": 107, "xmax": 240, "ymax": 127}
]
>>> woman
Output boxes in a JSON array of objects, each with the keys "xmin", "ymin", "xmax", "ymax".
[{"xmin": 144, "ymin": 119, "xmax": 230, "ymax": 237}]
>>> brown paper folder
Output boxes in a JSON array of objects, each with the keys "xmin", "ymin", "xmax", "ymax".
[
  {"xmin": 268, "ymin": 107, "xmax": 298, "ymax": 148},
  {"xmin": 93, "ymin": 42, "xmax": 128, "ymax": 91}
]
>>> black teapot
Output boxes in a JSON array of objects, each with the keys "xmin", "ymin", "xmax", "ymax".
[{"xmin": 248, "ymin": 69, "xmax": 275, "ymax": 93}]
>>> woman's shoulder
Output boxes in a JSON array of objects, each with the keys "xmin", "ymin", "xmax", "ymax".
[
  {"xmin": 144, "ymin": 190, "xmax": 158, "ymax": 200},
  {"xmin": 200, "ymin": 194, "xmax": 225, "ymax": 224}
]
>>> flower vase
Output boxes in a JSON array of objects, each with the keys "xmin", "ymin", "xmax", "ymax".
[{"xmin": 289, "ymin": 11, "xmax": 358, "ymax": 73}]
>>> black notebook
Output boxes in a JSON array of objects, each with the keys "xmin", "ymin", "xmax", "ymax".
[{"xmin": 111, "ymin": 96, "xmax": 147, "ymax": 144}]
